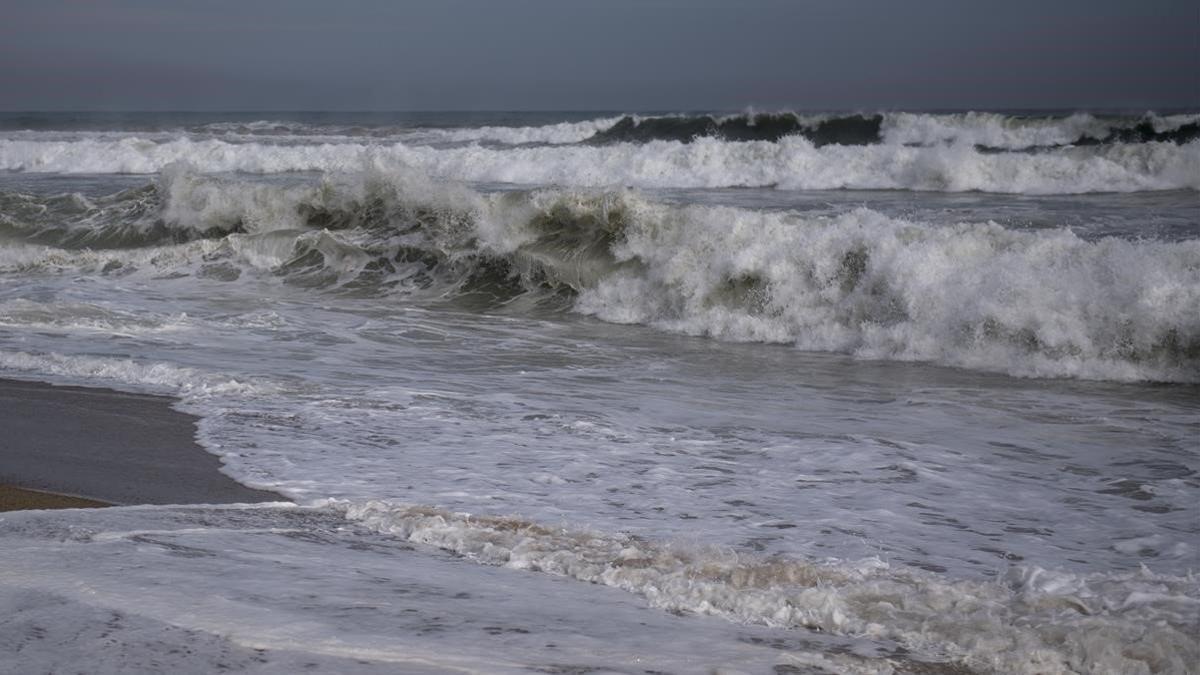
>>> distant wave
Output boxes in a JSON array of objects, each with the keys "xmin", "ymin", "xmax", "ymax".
[
  {"xmin": 3, "ymin": 168, "xmax": 1196, "ymax": 383},
  {"xmin": 192, "ymin": 117, "xmax": 626, "ymax": 145},
  {"xmin": 3, "ymin": 134, "xmax": 1198, "ymax": 193},
  {"xmin": 881, "ymin": 111, "xmax": 1200, "ymax": 150},
  {"xmin": 585, "ymin": 111, "xmax": 1200, "ymax": 149},
  {"xmin": 4, "ymin": 111, "xmax": 1197, "ymax": 150},
  {"xmin": 586, "ymin": 113, "xmax": 883, "ymax": 145},
  {"xmin": 426, "ymin": 117, "xmax": 626, "ymax": 145}
]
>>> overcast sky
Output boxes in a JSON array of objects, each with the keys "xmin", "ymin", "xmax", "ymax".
[{"xmin": 1, "ymin": 0, "xmax": 1196, "ymax": 111}]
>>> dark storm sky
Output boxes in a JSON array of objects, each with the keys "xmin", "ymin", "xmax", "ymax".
[{"xmin": 1, "ymin": 0, "xmax": 1196, "ymax": 111}]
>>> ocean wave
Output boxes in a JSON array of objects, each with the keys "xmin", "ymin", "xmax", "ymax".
[
  {"xmin": 5, "ymin": 111, "xmax": 1197, "ymax": 150},
  {"xmin": 97, "ymin": 111, "xmax": 1200, "ymax": 149},
  {"xmin": 2, "ymin": 134, "xmax": 1198, "ymax": 193},
  {"xmin": 583, "ymin": 111, "xmax": 1200, "ymax": 149},
  {"xmin": 9, "ymin": 110, "xmax": 1200, "ymax": 144},
  {"xmin": 881, "ymin": 112, "xmax": 1200, "ymax": 150},
  {"xmin": 3, "ymin": 169, "xmax": 1197, "ymax": 382},
  {"xmin": 0, "ymin": 115, "xmax": 623, "ymax": 146},
  {"xmin": 572, "ymin": 199, "xmax": 1200, "ymax": 383},
  {"xmin": 191, "ymin": 118, "xmax": 624, "ymax": 146},
  {"xmin": 428, "ymin": 116, "xmax": 626, "ymax": 145},
  {"xmin": 335, "ymin": 499, "xmax": 1199, "ymax": 674},
  {"xmin": 586, "ymin": 112, "xmax": 883, "ymax": 145},
  {"xmin": 192, "ymin": 120, "xmax": 319, "ymax": 135}
]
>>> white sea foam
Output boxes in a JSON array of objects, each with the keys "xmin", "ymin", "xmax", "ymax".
[
  {"xmin": 2, "ymin": 134, "xmax": 1197, "ymax": 193},
  {"xmin": 1149, "ymin": 113, "xmax": 1200, "ymax": 133},
  {"xmin": 1, "ymin": 504, "xmax": 919, "ymax": 674},
  {"xmin": 337, "ymin": 500, "xmax": 1199, "ymax": 674},
  {"xmin": 0, "ymin": 299, "xmax": 187, "ymax": 336},
  {"xmin": 877, "ymin": 112, "xmax": 1200, "ymax": 148},
  {"xmin": 190, "ymin": 117, "xmax": 623, "ymax": 145},
  {"xmin": 156, "ymin": 161, "xmax": 483, "ymax": 235},
  {"xmin": 0, "ymin": 349, "xmax": 273, "ymax": 396},
  {"xmin": 0, "ymin": 237, "xmax": 215, "ymax": 275},
  {"xmin": 880, "ymin": 112, "xmax": 1113, "ymax": 148},
  {"xmin": 554, "ymin": 198, "xmax": 1200, "ymax": 382}
]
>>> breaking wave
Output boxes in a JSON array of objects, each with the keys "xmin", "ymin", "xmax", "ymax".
[
  {"xmin": 336, "ymin": 500, "xmax": 1199, "ymax": 674},
  {"xmin": 5, "ymin": 111, "xmax": 1197, "ymax": 150},
  {"xmin": 193, "ymin": 117, "xmax": 627, "ymax": 145},
  {"xmin": 2, "ymin": 134, "xmax": 1198, "ymax": 193},
  {"xmin": 881, "ymin": 112, "xmax": 1200, "ymax": 150},
  {"xmin": 586, "ymin": 112, "xmax": 883, "ymax": 145},
  {"xmin": 586, "ymin": 111, "xmax": 1200, "ymax": 149},
  {"xmin": 2, "ymin": 167, "xmax": 1197, "ymax": 382},
  {"xmin": 427, "ymin": 116, "xmax": 626, "ymax": 145}
]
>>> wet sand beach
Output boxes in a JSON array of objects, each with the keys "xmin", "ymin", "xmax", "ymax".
[
  {"xmin": 0, "ymin": 485, "xmax": 110, "ymax": 511},
  {"xmin": 0, "ymin": 378, "xmax": 283, "ymax": 508}
]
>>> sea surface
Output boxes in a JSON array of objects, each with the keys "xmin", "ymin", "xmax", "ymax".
[{"xmin": 0, "ymin": 110, "xmax": 1197, "ymax": 674}]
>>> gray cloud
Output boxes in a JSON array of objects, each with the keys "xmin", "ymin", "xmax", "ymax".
[{"xmin": 1, "ymin": 0, "xmax": 1196, "ymax": 110}]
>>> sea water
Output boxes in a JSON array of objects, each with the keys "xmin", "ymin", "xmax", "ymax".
[{"xmin": 0, "ymin": 111, "xmax": 1197, "ymax": 673}]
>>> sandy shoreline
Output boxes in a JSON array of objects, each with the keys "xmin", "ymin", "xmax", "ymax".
[
  {"xmin": 0, "ymin": 485, "xmax": 111, "ymax": 511},
  {"xmin": 0, "ymin": 377, "xmax": 283, "ymax": 508}
]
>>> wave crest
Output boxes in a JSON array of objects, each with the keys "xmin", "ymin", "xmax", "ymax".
[
  {"xmin": 581, "ymin": 111, "xmax": 1200, "ymax": 150},
  {"xmin": 4, "ymin": 169, "xmax": 1197, "ymax": 382},
  {"xmin": 4, "ymin": 129, "xmax": 1199, "ymax": 194},
  {"xmin": 586, "ymin": 112, "xmax": 883, "ymax": 146}
]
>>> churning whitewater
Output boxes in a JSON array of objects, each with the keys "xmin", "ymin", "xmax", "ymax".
[
  {"xmin": 0, "ymin": 111, "xmax": 1197, "ymax": 674},
  {"xmin": 2, "ymin": 166, "xmax": 1197, "ymax": 382}
]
